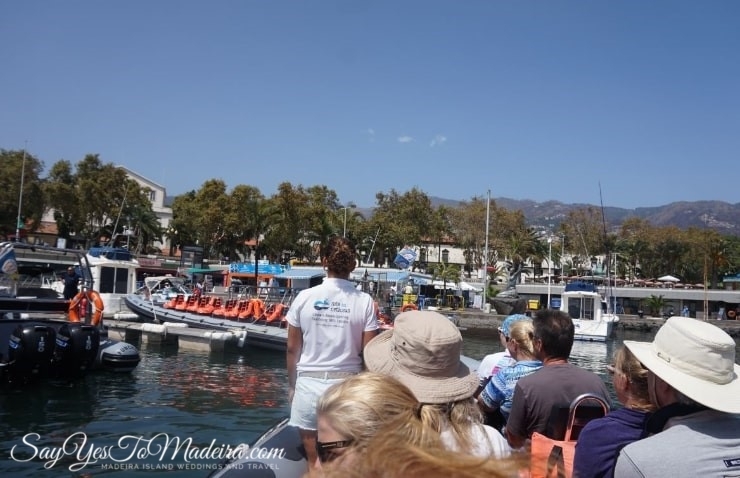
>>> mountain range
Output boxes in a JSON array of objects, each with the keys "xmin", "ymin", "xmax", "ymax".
[{"xmin": 418, "ymin": 198, "xmax": 740, "ymax": 236}]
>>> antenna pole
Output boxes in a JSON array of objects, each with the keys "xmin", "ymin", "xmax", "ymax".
[{"xmin": 15, "ymin": 142, "xmax": 28, "ymax": 242}]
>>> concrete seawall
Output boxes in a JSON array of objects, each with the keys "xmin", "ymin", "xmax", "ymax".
[{"xmin": 446, "ymin": 310, "xmax": 740, "ymax": 338}]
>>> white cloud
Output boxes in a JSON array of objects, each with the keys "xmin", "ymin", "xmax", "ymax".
[
  {"xmin": 430, "ymin": 134, "xmax": 447, "ymax": 147},
  {"xmin": 397, "ymin": 136, "xmax": 414, "ymax": 143},
  {"xmin": 367, "ymin": 128, "xmax": 375, "ymax": 142}
]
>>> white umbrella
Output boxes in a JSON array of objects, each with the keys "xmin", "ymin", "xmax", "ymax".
[{"xmin": 657, "ymin": 275, "xmax": 680, "ymax": 282}]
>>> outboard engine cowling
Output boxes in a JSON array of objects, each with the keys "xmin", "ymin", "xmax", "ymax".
[
  {"xmin": 97, "ymin": 339, "xmax": 141, "ymax": 373},
  {"xmin": 53, "ymin": 323, "xmax": 100, "ymax": 380},
  {"xmin": 7, "ymin": 325, "xmax": 56, "ymax": 384}
]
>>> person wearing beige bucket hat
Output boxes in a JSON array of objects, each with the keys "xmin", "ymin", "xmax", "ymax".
[
  {"xmin": 614, "ymin": 317, "xmax": 740, "ymax": 477},
  {"xmin": 363, "ymin": 310, "xmax": 511, "ymax": 458}
]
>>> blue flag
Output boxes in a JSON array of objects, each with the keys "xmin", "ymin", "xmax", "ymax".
[
  {"xmin": 393, "ymin": 248, "xmax": 417, "ymax": 269},
  {"xmin": 0, "ymin": 243, "xmax": 18, "ymax": 276}
]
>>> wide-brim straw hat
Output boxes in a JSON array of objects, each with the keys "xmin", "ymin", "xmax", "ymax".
[
  {"xmin": 624, "ymin": 317, "xmax": 740, "ymax": 414},
  {"xmin": 363, "ymin": 310, "xmax": 478, "ymax": 404}
]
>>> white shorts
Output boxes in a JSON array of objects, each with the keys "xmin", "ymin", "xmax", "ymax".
[{"xmin": 289, "ymin": 375, "xmax": 346, "ymax": 430}]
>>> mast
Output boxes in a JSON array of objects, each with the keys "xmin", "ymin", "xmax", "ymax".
[
  {"xmin": 482, "ymin": 189, "xmax": 490, "ymax": 311},
  {"xmin": 15, "ymin": 143, "xmax": 28, "ymax": 242},
  {"xmin": 598, "ymin": 182, "xmax": 615, "ymax": 313},
  {"xmin": 703, "ymin": 255, "xmax": 709, "ymax": 320}
]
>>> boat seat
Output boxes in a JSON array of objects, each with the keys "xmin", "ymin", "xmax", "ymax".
[{"xmin": 545, "ymin": 393, "xmax": 611, "ymax": 441}]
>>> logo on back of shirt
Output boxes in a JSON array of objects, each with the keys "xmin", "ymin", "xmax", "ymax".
[
  {"xmin": 313, "ymin": 299, "xmax": 330, "ymax": 310},
  {"xmin": 724, "ymin": 458, "xmax": 740, "ymax": 468}
]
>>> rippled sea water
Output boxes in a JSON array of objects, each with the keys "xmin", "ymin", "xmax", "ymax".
[{"xmin": 1, "ymin": 328, "xmax": 737, "ymax": 476}]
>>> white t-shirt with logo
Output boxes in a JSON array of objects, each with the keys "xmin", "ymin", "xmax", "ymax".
[{"xmin": 287, "ymin": 278, "xmax": 378, "ymax": 372}]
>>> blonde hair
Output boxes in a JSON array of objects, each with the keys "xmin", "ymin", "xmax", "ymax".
[
  {"xmin": 305, "ymin": 430, "xmax": 524, "ymax": 478},
  {"xmin": 419, "ymin": 398, "xmax": 485, "ymax": 452},
  {"xmin": 317, "ymin": 372, "xmax": 440, "ymax": 450},
  {"xmin": 614, "ymin": 346, "xmax": 655, "ymax": 412},
  {"xmin": 508, "ymin": 319, "xmax": 535, "ymax": 358}
]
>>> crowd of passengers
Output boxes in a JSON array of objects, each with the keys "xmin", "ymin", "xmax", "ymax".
[{"xmin": 285, "ymin": 236, "xmax": 740, "ymax": 478}]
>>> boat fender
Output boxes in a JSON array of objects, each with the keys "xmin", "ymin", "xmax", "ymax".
[{"xmin": 237, "ymin": 330, "xmax": 247, "ymax": 348}]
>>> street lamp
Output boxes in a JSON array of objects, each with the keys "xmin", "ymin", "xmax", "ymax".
[
  {"xmin": 547, "ymin": 236, "xmax": 553, "ymax": 309},
  {"xmin": 341, "ymin": 204, "xmax": 356, "ymax": 238}
]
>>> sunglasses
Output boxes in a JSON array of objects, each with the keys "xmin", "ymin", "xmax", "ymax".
[{"xmin": 316, "ymin": 440, "xmax": 353, "ymax": 463}]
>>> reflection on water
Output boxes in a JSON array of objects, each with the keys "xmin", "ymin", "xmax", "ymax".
[
  {"xmin": 0, "ymin": 344, "xmax": 289, "ymax": 477},
  {"xmin": 1, "ymin": 328, "xmax": 737, "ymax": 476}
]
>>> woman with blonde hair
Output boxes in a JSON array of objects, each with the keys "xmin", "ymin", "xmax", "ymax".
[
  {"xmin": 306, "ymin": 427, "xmax": 524, "ymax": 478},
  {"xmin": 315, "ymin": 372, "xmax": 440, "ymax": 466},
  {"xmin": 478, "ymin": 318, "xmax": 542, "ymax": 426},
  {"xmin": 572, "ymin": 345, "xmax": 655, "ymax": 478}
]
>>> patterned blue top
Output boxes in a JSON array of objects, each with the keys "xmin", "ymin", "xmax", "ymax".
[{"xmin": 479, "ymin": 360, "xmax": 543, "ymax": 420}]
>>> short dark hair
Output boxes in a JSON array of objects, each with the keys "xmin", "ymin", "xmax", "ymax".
[
  {"xmin": 533, "ymin": 309, "xmax": 575, "ymax": 360},
  {"xmin": 321, "ymin": 236, "xmax": 357, "ymax": 277}
]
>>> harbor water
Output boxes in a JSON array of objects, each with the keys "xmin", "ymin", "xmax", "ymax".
[{"xmin": 1, "ymin": 328, "xmax": 739, "ymax": 477}]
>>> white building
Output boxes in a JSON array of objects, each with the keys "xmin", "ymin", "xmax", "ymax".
[{"xmin": 118, "ymin": 166, "xmax": 173, "ymax": 251}]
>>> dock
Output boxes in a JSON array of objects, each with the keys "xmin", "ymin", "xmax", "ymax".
[{"xmin": 105, "ymin": 321, "xmax": 248, "ymax": 353}]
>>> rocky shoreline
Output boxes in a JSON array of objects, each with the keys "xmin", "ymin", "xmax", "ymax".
[{"xmin": 443, "ymin": 309, "xmax": 740, "ymax": 338}]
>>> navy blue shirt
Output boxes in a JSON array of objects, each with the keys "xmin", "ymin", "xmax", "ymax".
[{"xmin": 573, "ymin": 407, "xmax": 651, "ymax": 478}]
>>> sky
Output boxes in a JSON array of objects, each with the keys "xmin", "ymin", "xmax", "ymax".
[{"xmin": 2, "ymin": 1, "xmax": 739, "ymax": 210}]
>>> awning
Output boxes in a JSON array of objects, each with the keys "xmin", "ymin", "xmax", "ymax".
[
  {"xmin": 350, "ymin": 270, "xmax": 410, "ymax": 283},
  {"xmin": 187, "ymin": 267, "xmax": 219, "ymax": 274},
  {"xmin": 275, "ymin": 268, "xmax": 325, "ymax": 280}
]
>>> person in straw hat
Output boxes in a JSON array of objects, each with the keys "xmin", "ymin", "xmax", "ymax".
[
  {"xmin": 614, "ymin": 317, "xmax": 740, "ymax": 477},
  {"xmin": 363, "ymin": 310, "xmax": 511, "ymax": 458}
]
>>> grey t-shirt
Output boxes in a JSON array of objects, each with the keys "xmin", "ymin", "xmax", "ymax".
[
  {"xmin": 615, "ymin": 410, "xmax": 740, "ymax": 478},
  {"xmin": 506, "ymin": 363, "xmax": 611, "ymax": 441}
]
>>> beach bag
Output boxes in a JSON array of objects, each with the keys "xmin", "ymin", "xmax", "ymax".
[{"xmin": 530, "ymin": 394, "xmax": 610, "ymax": 478}]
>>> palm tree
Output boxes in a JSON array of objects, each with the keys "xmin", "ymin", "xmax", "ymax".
[
  {"xmin": 645, "ymin": 295, "xmax": 666, "ymax": 317},
  {"xmin": 430, "ymin": 262, "xmax": 460, "ymax": 307}
]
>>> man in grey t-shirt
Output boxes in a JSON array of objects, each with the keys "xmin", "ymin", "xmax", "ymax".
[{"xmin": 505, "ymin": 309, "xmax": 610, "ymax": 448}]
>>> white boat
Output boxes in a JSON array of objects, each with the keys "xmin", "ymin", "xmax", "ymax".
[
  {"xmin": 559, "ymin": 281, "xmax": 619, "ymax": 342},
  {"xmin": 84, "ymin": 246, "xmax": 140, "ymax": 320},
  {"xmin": 137, "ymin": 275, "xmax": 194, "ymax": 306},
  {"xmin": 43, "ymin": 246, "xmax": 141, "ymax": 320}
]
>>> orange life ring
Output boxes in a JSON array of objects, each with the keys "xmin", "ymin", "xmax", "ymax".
[
  {"xmin": 68, "ymin": 290, "xmax": 104, "ymax": 326},
  {"xmin": 400, "ymin": 303, "xmax": 418, "ymax": 313},
  {"xmin": 728, "ymin": 309, "xmax": 737, "ymax": 320}
]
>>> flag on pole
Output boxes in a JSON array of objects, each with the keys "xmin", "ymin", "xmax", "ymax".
[
  {"xmin": 393, "ymin": 247, "xmax": 417, "ymax": 269},
  {"xmin": 0, "ymin": 243, "xmax": 18, "ymax": 276}
]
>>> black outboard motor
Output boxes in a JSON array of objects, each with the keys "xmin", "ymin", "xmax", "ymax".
[
  {"xmin": 7, "ymin": 325, "xmax": 57, "ymax": 385},
  {"xmin": 53, "ymin": 323, "xmax": 100, "ymax": 380}
]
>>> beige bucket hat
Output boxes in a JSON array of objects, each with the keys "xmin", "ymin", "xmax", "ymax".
[
  {"xmin": 624, "ymin": 317, "xmax": 740, "ymax": 414},
  {"xmin": 363, "ymin": 310, "xmax": 478, "ymax": 404}
]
